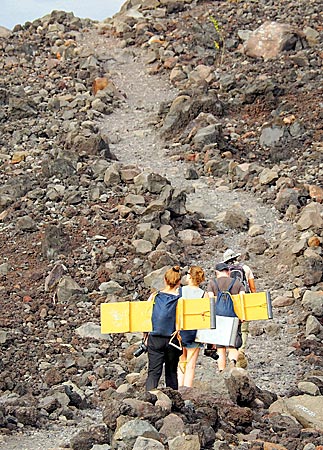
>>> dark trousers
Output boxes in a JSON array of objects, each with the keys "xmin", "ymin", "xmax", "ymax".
[{"xmin": 145, "ymin": 334, "xmax": 181, "ymax": 391}]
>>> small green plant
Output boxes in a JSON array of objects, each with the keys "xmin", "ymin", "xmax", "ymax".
[{"xmin": 209, "ymin": 15, "xmax": 225, "ymax": 65}]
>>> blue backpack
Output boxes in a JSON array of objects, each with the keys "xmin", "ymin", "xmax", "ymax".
[
  {"xmin": 214, "ymin": 278, "xmax": 237, "ymax": 318},
  {"xmin": 151, "ymin": 292, "xmax": 180, "ymax": 336}
]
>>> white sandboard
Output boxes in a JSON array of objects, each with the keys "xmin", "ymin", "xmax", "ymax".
[{"xmin": 195, "ymin": 315, "xmax": 239, "ymax": 347}]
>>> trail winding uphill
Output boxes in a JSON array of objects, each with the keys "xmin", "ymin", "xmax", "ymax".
[{"xmin": 80, "ymin": 30, "xmax": 306, "ymax": 396}]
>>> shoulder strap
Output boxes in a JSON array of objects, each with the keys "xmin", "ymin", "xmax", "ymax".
[
  {"xmin": 214, "ymin": 278, "xmax": 235, "ymax": 293},
  {"xmin": 227, "ymin": 278, "xmax": 236, "ymax": 292},
  {"xmin": 232, "ymin": 264, "xmax": 246, "ymax": 278},
  {"xmin": 150, "ymin": 291, "xmax": 158, "ymax": 303}
]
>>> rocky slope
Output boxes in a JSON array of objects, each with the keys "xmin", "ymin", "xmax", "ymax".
[{"xmin": 0, "ymin": 1, "xmax": 323, "ymax": 449}]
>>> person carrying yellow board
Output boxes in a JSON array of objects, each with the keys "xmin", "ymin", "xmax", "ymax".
[
  {"xmin": 178, "ymin": 266, "xmax": 209, "ymax": 388},
  {"xmin": 207, "ymin": 262, "xmax": 245, "ymax": 371},
  {"xmin": 145, "ymin": 266, "xmax": 183, "ymax": 391},
  {"xmin": 221, "ymin": 249, "xmax": 256, "ymax": 368}
]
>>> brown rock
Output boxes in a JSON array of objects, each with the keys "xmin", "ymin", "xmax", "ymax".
[
  {"xmin": 123, "ymin": 398, "xmax": 157, "ymax": 419},
  {"xmin": 308, "ymin": 236, "xmax": 321, "ymax": 247},
  {"xmin": 92, "ymin": 77, "xmax": 108, "ymax": 95},
  {"xmin": 99, "ymin": 380, "xmax": 117, "ymax": 390},
  {"xmin": 43, "ymin": 367, "xmax": 63, "ymax": 387},
  {"xmin": 272, "ymin": 296, "xmax": 295, "ymax": 307},
  {"xmin": 308, "ymin": 185, "xmax": 323, "ymax": 203},
  {"xmin": 263, "ymin": 443, "xmax": 288, "ymax": 450},
  {"xmin": 164, "ymin": 57, "xmax": 178, "ymax": 69}
]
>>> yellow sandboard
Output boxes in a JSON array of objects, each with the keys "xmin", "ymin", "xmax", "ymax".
[
  {"xmin": 101, "ymin": 291, "xmax": 272, "ymax": 334},
  {"xmin": 101, "ymin": 300, "xmax": 153, "ymax": 333},
  {"xmin": 233, "ymin": 291, "xmax": 273, "ymax": 322}
]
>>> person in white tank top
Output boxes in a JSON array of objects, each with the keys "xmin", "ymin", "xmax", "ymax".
[{"xmin": 178, "ymin": 266, "xmax": 209, "ymax": 388}]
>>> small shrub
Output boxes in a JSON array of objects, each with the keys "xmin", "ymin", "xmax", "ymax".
[{"xmin": 209, "ymin": 15, "xmax": 225, "ymax": 65}]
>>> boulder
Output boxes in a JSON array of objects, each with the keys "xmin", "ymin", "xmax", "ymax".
[
  {"xmin": 297, "ymin": 203, "xmax": 323, "ymax": 231},
  {"xmin": 113, "ymin": 418, "xmax": 161, "ymax": 448},
  {"xmin": 301, "ymin": 291, "xmax": 323, "ymax": 316},
  {"xmin": 243, "ymin": 21, "xmax": 304, "ymax": 60},
  {"xmin": 269, "ymin": 395, "xmax": 323, "ymax": 432}
]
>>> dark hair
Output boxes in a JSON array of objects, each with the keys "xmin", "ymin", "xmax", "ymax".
[
  {"xmin": 189, "ymin": 266, "xmax": 205, "ymax": 285},
  {"xmin": 164, "ymin": 266, "xmax": 182, "ymax": 288},
  {"xmin": 215, "ymin": 262, "xmax": 229, "ymax": 272}
]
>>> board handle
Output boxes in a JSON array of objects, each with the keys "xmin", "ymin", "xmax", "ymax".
[
  {"xmin": 266, "ymin": 291, "xmax": 273, "ymax": 319},
  {"xmin": 239, "ymin": 292, "xmax": 247, "ymax": 321},
  {"xmin": 210, "ymin": 296, "xmax": 216, "ymax": 329}
]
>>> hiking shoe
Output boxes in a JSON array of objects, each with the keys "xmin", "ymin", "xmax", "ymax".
[
  {"xmin": 236, "ymin": 352, "xmax": 248, "ymax": 369},
  {"xmin": 229, "ymin": 359, "xmax": 236, "ymax": 369}
]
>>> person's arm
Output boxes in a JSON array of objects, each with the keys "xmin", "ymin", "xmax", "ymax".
[
  {"xmin": 207, "ymin": 279, "xmax": 215, "ymax": 298},
  {"xmin": 238, "ymin": 283, "xmax": 246, "ymax": 322},
  {"xmin": 243, "ymin": 264, "xmax": 256, "ymax": 292},
  {"xmin": 248, "ymin": 278, "xmax": 256, "ymax": 293}
]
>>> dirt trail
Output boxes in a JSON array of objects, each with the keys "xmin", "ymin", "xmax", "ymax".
[{"xmin": 99, "ymin": 37, "xmax": 287, "ymax": 252}]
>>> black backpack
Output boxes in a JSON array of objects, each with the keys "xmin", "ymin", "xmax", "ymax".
[
  {"xmin": 227, "ymin": 264, "xmax": 250, "ymax": 293},
  {"xmin": 214, "ymin": 278, "xmax": 237, "ymax": 318}
]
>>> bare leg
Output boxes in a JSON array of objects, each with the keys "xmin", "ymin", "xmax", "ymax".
[
  {"xmin": 182, "ymin": 347, "xmax": 200, "ymax": 387},
  {"xmin": 178, "ymin": 348, "xmax": 187, "ymax": 387},
  {"xmin": 240, "ymin": 321, "xmax": 249, "ymax": 353},
  {"xmin": 228, "ymin": 347, "xmax": 239, "ymax": 366},
  {"xmin": 217, "ymin": 347, "xmax": 227, "ymax": 371}
]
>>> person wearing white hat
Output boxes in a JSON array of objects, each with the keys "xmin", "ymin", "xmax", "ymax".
[
  {"xmin": 207, "ymin": 262, "xmax": 245, "ymax": 371},
  {"xmin": 222, "ymin": 249, "xmax": 256, "ymax": 294},
  {"xmin": 222, "ymin": 249, "xmax": 256, "ymax": 368}
]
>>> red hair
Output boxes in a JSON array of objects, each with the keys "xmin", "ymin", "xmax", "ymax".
[
  {"xmin": 164, "ymin": 266, "xmax": 181, "ymax": 288},
  {"xmin": 189, "ymin": 266, "xmax": 205, "ymax": 285}
]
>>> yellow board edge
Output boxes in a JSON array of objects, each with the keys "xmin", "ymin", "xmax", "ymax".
[{"xmin": 101, "ymin": 291, "xmax": 272, "ymax": 334}]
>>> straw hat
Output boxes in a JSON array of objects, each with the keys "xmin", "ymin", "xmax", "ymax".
[{"xmin": 222, "ymin": 249, "xmax": 241, "ymax": 263}]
